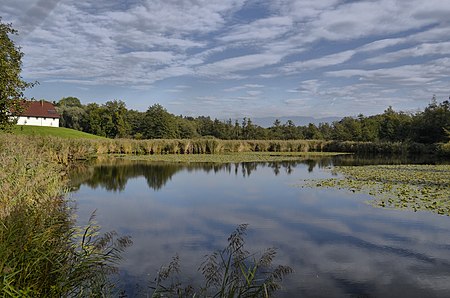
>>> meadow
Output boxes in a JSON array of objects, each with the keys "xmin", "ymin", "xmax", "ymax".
[{"xmin": 12, "ymin": 125, "xmax": 106, "ymax": 139}]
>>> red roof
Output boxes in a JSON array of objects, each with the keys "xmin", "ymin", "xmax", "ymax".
[{"xmin": 19, "ymin": 101, "xmax": 60, "ymax": 118}]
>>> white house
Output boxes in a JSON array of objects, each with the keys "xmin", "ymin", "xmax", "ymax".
[{"xmin": 15, "ymin": 101, "xmax": 60, "ymax": 127}]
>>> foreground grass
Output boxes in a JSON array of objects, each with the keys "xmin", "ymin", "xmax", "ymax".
[
  {"xmin": 12, "ymin": 125, "xmax": 105, "ymax": 139},
  {"xmin": 0, "ymin": 134, "xmax": 131, "ymax": 296},
  {"xmin": 305, "ymin": 165, "xmax": 450, "ymax": 216}
]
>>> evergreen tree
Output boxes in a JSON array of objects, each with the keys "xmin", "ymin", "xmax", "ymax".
[{"xmin": 143, "ymin": 104, "xmax": 178, "ymax": 139}]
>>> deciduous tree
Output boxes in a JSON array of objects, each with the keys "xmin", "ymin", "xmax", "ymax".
[{"xmin": 0, "ymin": 18, "xmax": 35, "ymax": 129}]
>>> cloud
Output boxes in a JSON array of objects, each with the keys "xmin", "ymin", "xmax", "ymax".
[
  {"xmin": 2, "ymin": 0, "xmax": 62, "ymax": 37},
  {"xmin": 307, "ymin": 0, "xmax": 450, "ymax": 42},
  {"xmin": 244, "ymin": 84, "xmax": 264, "ymax": 88},
  {"xmin": 223, "ymin": 84, "xmax": 265, "ymax": 92},
  {"xmin": 218, "ymin": 16, "xmax": 293, "ymax": 43},
  {"xmin": 326, "ymin": 58, "xmax": 450, "ymax": 85},
  {"xmin": 365, "ymin": 42, "xmax": 450, "ymax": 64},
  {"xmin": 1, "ymin": 0, "xmax": 450, "ymax": 118},
  {"xmin": 165, "ymin": 85, "xmax": 191, "ymax": 93},
  {"xmin": 283, "ymin": 50, "xmax": 355, "ymax": 72},
  {"xmin": 197, "ymin": 53, "xmax": 283, "ymax": 76},
  {"xmin": 246, "ymin": 90, "xmax": 262, "ymax": 96}
]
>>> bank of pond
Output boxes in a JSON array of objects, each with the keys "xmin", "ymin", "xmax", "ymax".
[{"xmin": 1, "ymin": 134, "xmax": 449, "ymax": 296}]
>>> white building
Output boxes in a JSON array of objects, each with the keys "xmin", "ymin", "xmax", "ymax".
[{"xmin": 15, "ymin": 101, "xmax": 60, "ymax": 127}]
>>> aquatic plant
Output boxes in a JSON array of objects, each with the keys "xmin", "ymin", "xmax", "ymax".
[{"xmin": 304, "ymin": 165, "xmax": 450, "ymax": 216}]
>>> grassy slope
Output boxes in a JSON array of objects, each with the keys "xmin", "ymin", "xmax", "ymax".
[{"xmin": 11, "ymin": 125, "xmax": 105, "ymax": 139}]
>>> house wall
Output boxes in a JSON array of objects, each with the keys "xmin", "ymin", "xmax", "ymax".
[{"xmin": 16, "ymin": 116, "xmax": 60, "ymax": 127}]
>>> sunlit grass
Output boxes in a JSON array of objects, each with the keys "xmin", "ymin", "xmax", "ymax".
[{"xmin": 11, "ymin": 125, "xmax": 105, "ymax": 139}]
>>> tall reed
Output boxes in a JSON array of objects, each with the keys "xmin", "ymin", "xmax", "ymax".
[
  {"xmin": 3, "ymin": 133, "xmax": 439, "ymax": 161},
  {"xmin": 0, "ymin": 134, "xmax": 131, "ymax": 296},
  {"xmin": 151, "ymin": 224, "xmax": 293, "ymax": 297}
]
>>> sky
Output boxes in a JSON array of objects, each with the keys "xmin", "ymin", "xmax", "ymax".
[{"xmin": 1, "ymin": 0, "xmax": 450, "ymax": 119}]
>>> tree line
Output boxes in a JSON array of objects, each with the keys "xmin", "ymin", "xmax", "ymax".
[{"xmin": 55, "ymin": 96, "xmax": 450, "ymax": 144}]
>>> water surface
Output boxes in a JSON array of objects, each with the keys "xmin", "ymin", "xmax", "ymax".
[{"xmin": 71, "ymin": 157, "xmax": 450, "ymax": 297}]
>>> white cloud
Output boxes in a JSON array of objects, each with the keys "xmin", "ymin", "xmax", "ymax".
[
  {"xmin": 218, "ymin": 16, "xmax": 293, "ymax": 43},
  {"xmin": 307, "ymin": 0, "xmax": 449, "ymax": 42},
  {"xmin": 1, "ymin": 0, "xmax": 450, "ymax": 118},
  {"xmin": 244, "ymin": 84, "xmax": 264, "ymax": 88},
  {"xmin": 223, "ymin": 84, "xmax": 265, "ymax": 92},
  {"xmin": 246, "ymin": 90, "xmax": 262, "ymax": 96},
  {"xmin": 197, "ymin": 53, "xmax": 283, "ymax": 76},
  {"xmin": 283, "ymin": 50, "xmax": 355, "ymax": 72},
  {"xmin": 365, "ymin": 42, "xmax": 450, "ymax": 64},
  {"xmin": 326, "ymin": 58, "xmax": 450, "ymax": 85}
]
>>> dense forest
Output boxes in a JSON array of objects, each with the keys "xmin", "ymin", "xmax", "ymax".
[{"xmin": 54, "ymin": 96, "xmax": 450, "ymax": 144}]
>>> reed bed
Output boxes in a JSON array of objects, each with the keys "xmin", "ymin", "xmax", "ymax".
[
  {"xmin": 0, "ymin": 134, "xmax": 131, "ymax": 296},
  {"xmin": 93, "ymin": 139, "xmax": 437, "ymax": 156},
  {"xmin": 2, "ymin": 135, "xmax": 435, "ymax": 160}
]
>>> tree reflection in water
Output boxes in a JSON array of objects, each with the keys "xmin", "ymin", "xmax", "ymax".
[
  {"xmin": 69, "ymin": 158, "xmax": 338, "ymax": 192},
  {"xmin": 68, "ymin": 153, "xmax": 444, "ymax": 192}
]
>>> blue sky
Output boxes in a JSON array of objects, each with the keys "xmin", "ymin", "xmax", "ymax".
[{"xmin": 1, "ymin": 0, "xmax": 449, "ymax": 119}]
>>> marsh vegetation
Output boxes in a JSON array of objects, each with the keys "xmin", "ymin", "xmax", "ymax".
[
  {"xmin": 304, "ymin": 164, "xmax": 450, "ymax": 216},
  {"xmin": 0, "ymin": 134, "xmax": 132, "ymax": 296}
]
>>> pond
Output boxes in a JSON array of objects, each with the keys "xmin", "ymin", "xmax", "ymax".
[{"xmin": 70, "ymin": 156, "xmax": 450, "ymax": 297}]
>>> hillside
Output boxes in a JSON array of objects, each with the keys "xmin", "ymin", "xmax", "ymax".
[{"xmin": 10, "ymin": 125, "xmax": 105, "ymax": 139}]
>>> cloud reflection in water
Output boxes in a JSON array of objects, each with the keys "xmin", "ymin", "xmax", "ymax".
[{"xmin": 72, "ymin": 158, "xmax": 450, "ymax": 297}]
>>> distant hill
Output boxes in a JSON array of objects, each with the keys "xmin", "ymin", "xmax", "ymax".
[
  {"xmin": 251, "ymin": 116, "xmax": 341, "ymax": 128},
  {"xmin": 10, "ymin": 125, "xmax": 105, "ymax": 139}
]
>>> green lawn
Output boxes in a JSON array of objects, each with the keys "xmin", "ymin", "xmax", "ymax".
[{"xmin": 10, "ymin": 125, "xmax": 105, "ymax": 139}]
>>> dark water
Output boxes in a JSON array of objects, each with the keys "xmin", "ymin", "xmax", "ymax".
[{"xmin": 70, "ymin": 156, "xmax": 450, "ymax": 297}]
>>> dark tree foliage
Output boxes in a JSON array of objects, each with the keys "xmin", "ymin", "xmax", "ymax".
[
  {"xmin": 103, "ymin": 100, "xmax": 130, "ymax": 138},
  {"xmin": 56, "ymin": 97, "xmax": 85, "ymax": 130},
  {"xmin": 177, "ymin": 117, "xmax": 198, "ymax": 139},
  {"xmin": 411, "ymin": 100, "xmax": 450, "ymax": 143},
  {"xmin": 54, "ymin": 95, "xmax": 449, "ymax": 145},
  {"xmin": 81, "ymin": 103, "xmax": 105, "ymax": 136},
  {"xmin": 143, "ymin": 104, "xmax": 178, "ymax": 139},
  {"xmin": 378, "ymin": 106, "xmax": 412, "ymax": 142},
  {"xmin": 0, "ymin": 18, "xmax": 35, "ymax": 129},
  {"xmin": 125, "ymin": 109, "xmax": 146, "ymax": 139}
]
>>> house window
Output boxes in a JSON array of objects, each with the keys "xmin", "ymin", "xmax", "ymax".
[
  {"xmin": 44, "ymin": 117, "xmax": 47, "ymax": 120},
  {"xmin": 36, "ymin": 117, "xmax": 38, "ymax": 120},
  {"xmin": 27, "ymin": 117, "xmax": 30, "ymax": 119}
]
